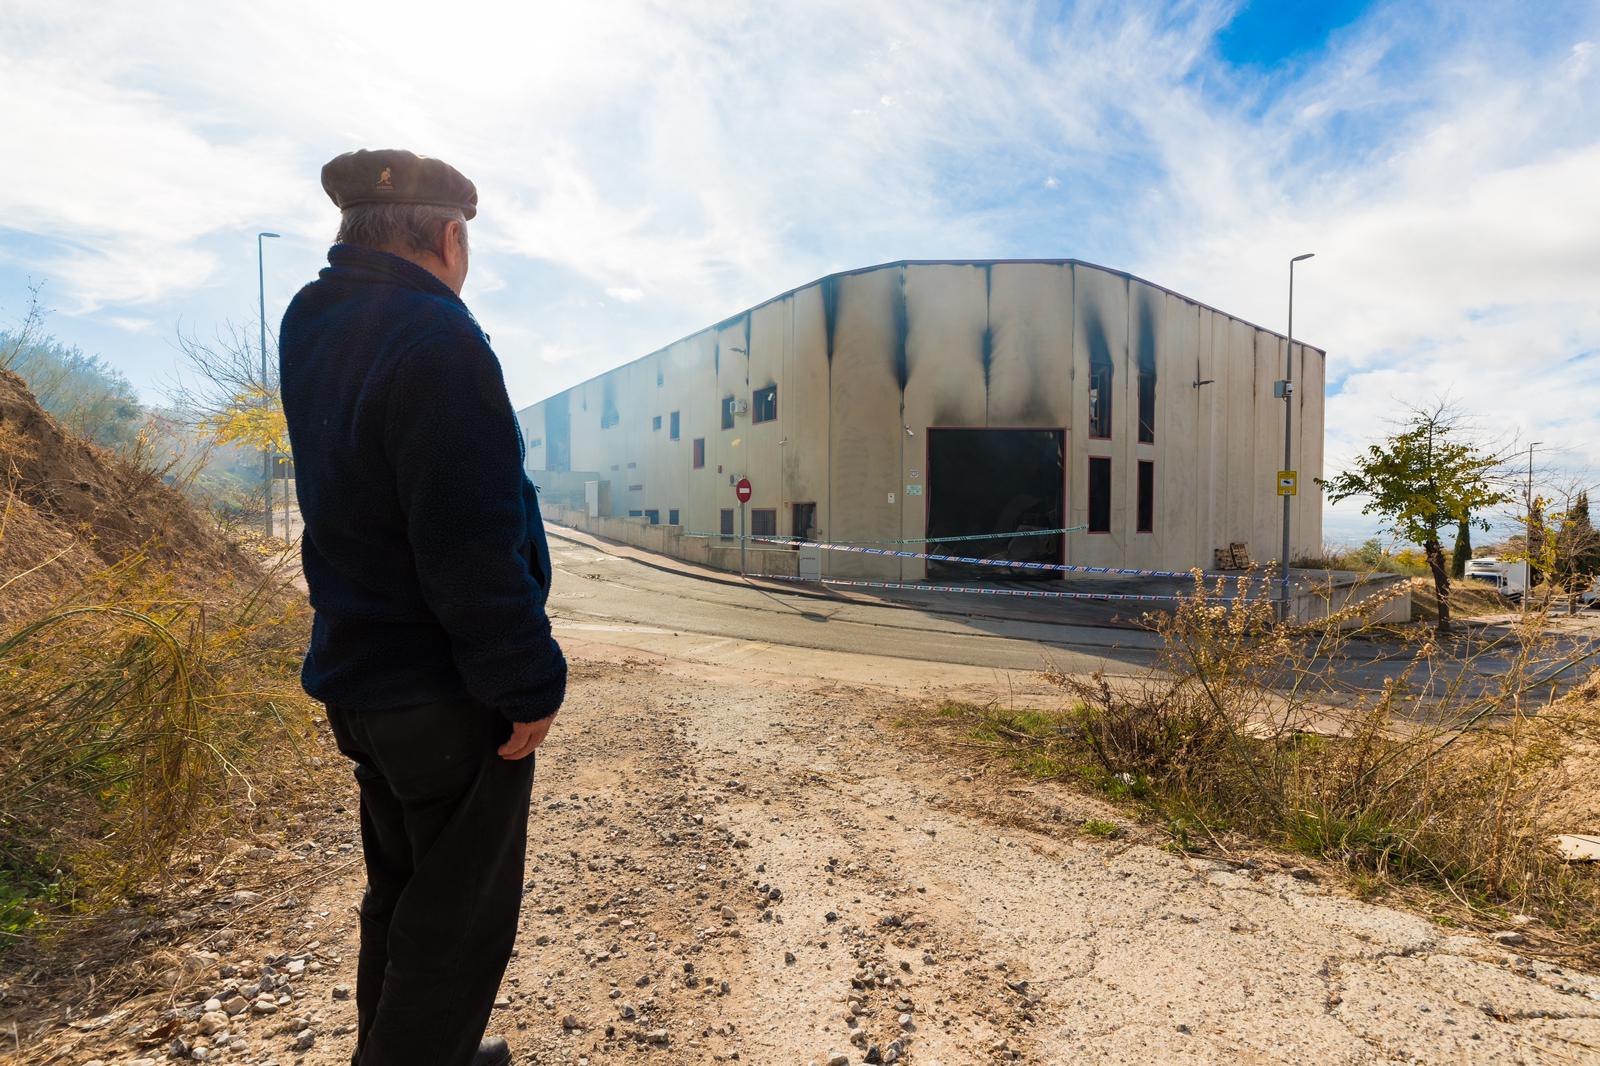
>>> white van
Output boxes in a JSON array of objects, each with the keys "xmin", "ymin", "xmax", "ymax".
[{"xmin": 1463, "ymin": 557, "xmax": 1529, "ymax": 600}]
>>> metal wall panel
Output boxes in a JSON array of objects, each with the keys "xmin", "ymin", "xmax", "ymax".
[
  {"xmin": 826, "ymin": 269, "xmax": 904, "ymax": 579},
  {"xmin": 899, "ymin": 264, "xmax": 989, "ymax": 579},
  {"xmin": 1070, "ymin": 264, "xmax": 1129, "ymax": 567}
]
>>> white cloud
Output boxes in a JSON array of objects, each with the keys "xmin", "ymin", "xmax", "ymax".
[
  {"xmin": 1111, "ymin": 12, "xmax": 1600, "ymax": 528},
  {"xmin": 605, "ymin": 287, "xmax": 644, "ymax": 303}
]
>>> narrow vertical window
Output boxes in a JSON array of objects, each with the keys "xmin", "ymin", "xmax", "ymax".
[
  {"xmin": 1088, "ymin": 456, "xmax": 1112, "ymax": 533},
  {"xmin": 1138, "ymin": 347, "xmax": 1156, "ymax": 444},
  {"xmin": 651, "ymin": 415, "xmax": 662, "ymax": 431},
  {"xmin": 1137, "ymin": 460, "xmax": 1154, "ymax": 533},
  {"xmin": 692, "ymin": 438, "xmax": 705, "ymax": 468},
  {"xmin": 1089, "ymin": 347, "xmax": 1113, "ymax": 438},
  {"xmin": 670, "ymin": 411, "xmax": 681, "ymax": 440},
  {"xmin": 668, "ymin": 508, "xmax": 680, "ymax": 526},
  {"xmin": 719, "ymin": 509, "xmax": 734, "ymax": 539},
  {"xmin": 721, "ymin": 396, "xmax": 736, "ymax": 430}
]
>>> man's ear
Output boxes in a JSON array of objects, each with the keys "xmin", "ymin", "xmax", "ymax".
[{"xmin": 439, "ymin": 219, "xmax": 467, "ymax": 270}]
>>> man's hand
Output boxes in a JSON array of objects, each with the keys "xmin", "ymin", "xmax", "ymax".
[{"xmin": 499, "ymin": 714, "xmax": 556, "ymax": 760}]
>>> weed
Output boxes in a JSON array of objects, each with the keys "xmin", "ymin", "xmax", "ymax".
[
  {"xmin": 0, "ymin": 546, "xmax": 316, "ymax": 944},
  {"xmin": 1081, "ymin": 818, "xmax": 1121, "ymax": 839},
  {"xmin": 939, "ymin": 571, "xmax": 1600, "ymax": 958}
]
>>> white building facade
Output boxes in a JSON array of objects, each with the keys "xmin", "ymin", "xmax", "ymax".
[{"xmin": 516, "ymin": 259, "xmax": 1324, "ymax": 581}]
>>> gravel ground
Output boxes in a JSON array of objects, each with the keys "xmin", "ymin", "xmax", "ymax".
[{"xmin": 23, "ymin": 636, "xmax": 1600, "ymax": 1066}]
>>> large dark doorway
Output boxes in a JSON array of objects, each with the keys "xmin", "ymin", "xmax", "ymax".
[{"xmin": 926, "ymin": 428, "xmax": 1065, "ymax": 580}]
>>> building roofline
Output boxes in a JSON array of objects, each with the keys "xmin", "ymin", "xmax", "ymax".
[{"xmin": 517, "ymin": 257, "xmax": 1326, "ymax": 411}]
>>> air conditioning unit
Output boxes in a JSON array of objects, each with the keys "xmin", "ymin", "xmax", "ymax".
[{"xmin": 734, "ymin": 398, "xmax": 750, "ymax": 415}]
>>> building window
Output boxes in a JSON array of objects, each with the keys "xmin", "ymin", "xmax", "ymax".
[
  {"xmin": 1137, "ymin": 460, "xmax": 1154, "ymax": 533},
  {"xmin": 628, "ymin": 509, "xmax": 643, "ymax": 518},
  {"xmin": 657, "ymin": 366, "xmax": 664, "ymax": 387},
  {"xmin": 527, "ymin": 437, "xmax": 542, "ymax": 449},
  {"xmin": 645, "ymin": 509, "xmax": 660, "ymax": 524},
  {"xmin": 721, "ymin": 396, "xmax": 736, "ymax": 430},
  {"xmin": 1088, "ymin": 346, "xmax": 1113, "ymax": 439},
  {"xmin": 1138, "ymin": 347, "xmax": 1156, "ymax": 444},
  {"xmin": 751, "ymin": 509, "xmax": 777, "ymax": 537},
  {"xmin": 652, "ymin": 414, "xmax": 662, "ymax": 431},
  {"xmin": 669, "ymin": 508, "xmax": 680, "ymax": 526},
  {"xmin": 692, "ymin": 438, "xmax": 706, "ymax": 468},
  {"xmin": 670, "ymin": 411, "xmax": 680, "ymax": 440},
  {"xmin": 627, "ymin": 483, "xmax": 644, "ymax": 491},
  {"xmin": 601, "ymin": 379, "xmax": 619, "ymax": 429},
  {"xmin": 752, "ymin": 385, "xmax": 777, "ymax": 424},
  {"xmin": 719, "ymin": 508, "xmax": 735, "ymax": 539},
  {"xmin": 1088, "ymin": 456, "xmax": 1112, "ymax": 533}
]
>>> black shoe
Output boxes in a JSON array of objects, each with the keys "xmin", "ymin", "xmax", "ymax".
[{"xmin": 473, "ymin": 1036, "xmax": 511, "ymax": 1066}]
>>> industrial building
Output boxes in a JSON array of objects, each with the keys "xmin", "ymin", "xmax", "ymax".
[{"xmin": 516, "ymin": 259, "xmax": 1324, "ymax": 582}]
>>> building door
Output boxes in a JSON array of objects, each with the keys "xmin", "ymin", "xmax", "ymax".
[
  {"xmin": 925, "ymin": 428, "xmax": 1065, "ymax": 581},
  {"xmin": 791, "ymin": 502, "xmax": 817, "ymax": 545}
]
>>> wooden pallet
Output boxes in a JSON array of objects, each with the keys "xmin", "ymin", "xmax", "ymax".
[{"xmin": 1213, "ymin": 542, "xmax": 1251, "ymax": 571}]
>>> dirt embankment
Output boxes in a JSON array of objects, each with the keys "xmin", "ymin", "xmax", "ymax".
[{"xmin": 0, "ymin": 368, "xmax": 256, "ymax": 621}]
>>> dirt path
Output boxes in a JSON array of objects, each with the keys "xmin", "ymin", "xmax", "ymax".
[{"xmin": 30, "ymin": 636, "xmax": 1600, "ymax": 1066}]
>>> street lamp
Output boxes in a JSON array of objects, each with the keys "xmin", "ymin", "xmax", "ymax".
[
  {"xmin": 258, "ymin": 231, "xmax": 280, "ymax": 537},
  {"xmin": 1525, "ymin": 441, "xmax": 1542, "ymax": 617},
  {"xmin": 1278, "ymin": 252, "xmax": 1314, "ymax": 621}
]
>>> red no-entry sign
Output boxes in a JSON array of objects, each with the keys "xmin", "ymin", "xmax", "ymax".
[{"xmin": 735, "ymin": 477, "xmax": 752, "ymax": 503}]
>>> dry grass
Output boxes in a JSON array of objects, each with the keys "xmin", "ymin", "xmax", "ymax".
[
  {"xmin": 0, "ymin": 549, "xmax": 317, "ymax": 944},
  {"xmin": 937, "ymin": 574, "xmax": 1600, "ymax": 963},
  {"xmin": 1410, "ymin": 575, "xmax": 1510, "ymax": 622}
]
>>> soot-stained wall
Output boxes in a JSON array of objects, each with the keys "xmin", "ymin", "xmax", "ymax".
[{"xmin": 517, "ymin": 259, "xmax": 1325, "ymax": 579}]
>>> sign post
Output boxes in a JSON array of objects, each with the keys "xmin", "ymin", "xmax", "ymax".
[{"xmin": 735, "ymin": 477, "xmax": 752, "ymax": 576}]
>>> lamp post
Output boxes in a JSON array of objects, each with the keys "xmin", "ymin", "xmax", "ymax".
[
  {"xmin": 1278, "ymin": 252, "xmax": 1314, "ymax": 621},
  {"xmin": 1525, "ymin": 441, "xmax": 1541, "ymax": 617},
  {"xmin": 258, "ymin": 231, "xmax": 280, "ymax": 537}
]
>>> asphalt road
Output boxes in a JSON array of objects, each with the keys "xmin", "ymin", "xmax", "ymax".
[
  {"xmin": 545, "ymin": 534, "xmax": 1161, "ymax": 676},
  {"xmin": 545, "ymin": 532, "xmax": 1600, "ymax": 712}
]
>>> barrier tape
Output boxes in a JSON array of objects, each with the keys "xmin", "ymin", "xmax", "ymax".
[
  {"xmin": 737, "ymin": 535, "xmax": 1243, "ymax": 580},
  {"xmin": 684, "ymin": 525, "xmax": 1085, "ymax": 546},
  {"xmin": 759, "ymin": 574, "xmax": 1236, "ymax": 603}
]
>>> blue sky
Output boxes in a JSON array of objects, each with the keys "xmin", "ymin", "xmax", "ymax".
[{"xmin": 3, "ymin": 0, "xmax": 1597, "ymax": 546}]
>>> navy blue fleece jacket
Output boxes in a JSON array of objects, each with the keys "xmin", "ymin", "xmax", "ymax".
[{"xmin": 279, "ymin": 243, "xmax": 565, "ymax": 722}]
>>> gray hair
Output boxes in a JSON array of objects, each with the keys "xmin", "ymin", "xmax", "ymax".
[{"xmin": 335, "ymin": 202, "xmax": 469, "ymax": 256}]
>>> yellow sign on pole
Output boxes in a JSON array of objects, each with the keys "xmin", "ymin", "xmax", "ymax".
[{"xmin": 1277, "ymin": 470, "xmax": 1298, "ymax": 496}]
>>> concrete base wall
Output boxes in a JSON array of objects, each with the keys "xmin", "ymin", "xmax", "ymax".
[
  {"xmin": 547, "ymin": 503, "xmax": 1411, "ymax": 628},
  {"xmin": 546, "ymin": 506, "xmax": 799, "ymax": 577},
  {"xmin": 1292, "ymin": 573, "xmax": 1413, "ymax": 628}
]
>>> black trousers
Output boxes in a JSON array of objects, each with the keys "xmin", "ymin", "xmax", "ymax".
[{"xmin": 327, "ymin": 698, "xmax": 536, "ymax": 1066}]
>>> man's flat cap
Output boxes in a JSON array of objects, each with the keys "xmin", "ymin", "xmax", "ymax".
[{"xmin": 321, "ymin": 148, "xmax": 478, "ymax": 220}]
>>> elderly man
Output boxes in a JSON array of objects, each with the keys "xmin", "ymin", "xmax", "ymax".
[{"xmin": 280, "ymin": 149, "xmax": 566, "ymax": 1066}]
